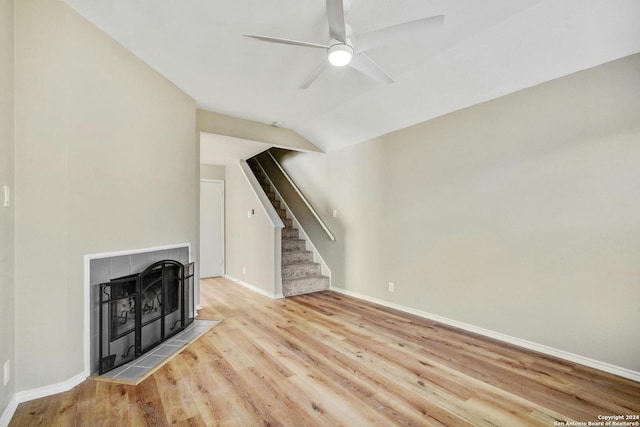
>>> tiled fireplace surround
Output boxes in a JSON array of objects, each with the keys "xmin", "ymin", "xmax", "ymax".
[{"xmin": 87, "ymin": 244, "xmax": 191, "ymax": 376}]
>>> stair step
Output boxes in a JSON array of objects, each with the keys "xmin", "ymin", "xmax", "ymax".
[
  {"xmin": 282, "ymin": 250, "xmax": 313, "ymax": 264},
  {"xmin": 282, "ymin": 239, "xmax": 306, "ymax": 251},
  {"xmin": 282, "ymin": 262, "xmax": 321, "ymax": 279},
  {"xmin": 282, "ymin": 227, "xmax": 299, "ymax": 239},
  {"xmin": 282, "ymin": 275, "xmax": 330, "ymax": 297},
  {"xmin": 250, "ymin": 160, "xmax": 330, "ymax": 297}
]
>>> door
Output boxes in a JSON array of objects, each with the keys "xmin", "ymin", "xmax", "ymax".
[{"xmin": 200, "ymin": 180, "xmax": 224, "ymax": 278}]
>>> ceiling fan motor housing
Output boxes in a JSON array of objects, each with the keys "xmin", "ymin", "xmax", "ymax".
[{"xmin": 327, "ymin": 38, "xmax": 353, "ymax": 66}]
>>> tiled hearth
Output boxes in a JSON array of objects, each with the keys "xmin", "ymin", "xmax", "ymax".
[{"xmin": 92, "ymin": 319, "xmax": 218, "ymax": 385}]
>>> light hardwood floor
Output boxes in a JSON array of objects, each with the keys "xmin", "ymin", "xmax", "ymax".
[{"xmin": 10, "ymin": 277, "xmax": 640, "ymax": 426}]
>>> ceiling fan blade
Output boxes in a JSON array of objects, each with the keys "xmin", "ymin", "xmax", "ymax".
[
  {"xmin": 299, "ymin": 60, "xmax": 329, "ymax": 90},
  {"xmin": 351, "ymin": 14, "xmax": 445, "ymax": 52},
  {"xmin": 325, "ymin": 0, "xmax": 347, "ymax": 42},
  {"xmin": 243, "ymin": 34, "xmax": 328, "ymax": 50},
  {"xmin": 349, "ymin": 53, "xmax": 393, "ymax": 85}
]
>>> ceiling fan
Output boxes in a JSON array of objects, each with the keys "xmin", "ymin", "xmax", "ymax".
[{"xmin": 244, "ymin": 0, "xmax": 444, "ymax": 89}]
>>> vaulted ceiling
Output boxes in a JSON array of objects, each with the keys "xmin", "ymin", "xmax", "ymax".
[{"xmin": 64, "ymin": 0, "xmax": 640, "ymax": 152}]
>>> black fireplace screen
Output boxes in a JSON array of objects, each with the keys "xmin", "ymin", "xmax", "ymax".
[{"xmin": 99, "ymin": 260, "xmax": 195, "ymax": 374}]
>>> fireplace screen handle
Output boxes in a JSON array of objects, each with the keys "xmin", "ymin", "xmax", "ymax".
[
  {"xmin": 122, "ymin": 344, "xmax": 136, "ymax": 358},
  {"xmin": 169, "ymin": 319, "xmax": 181, "ymax": 331}
]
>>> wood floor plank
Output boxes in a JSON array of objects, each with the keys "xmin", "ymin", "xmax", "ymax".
[
  {"xmin": 9, "ymin": 277, "xmax": 640, "ymax": 426},
  {"xmin": 133, "ymin": 377, "xmax": 170, "ymax": 426}
]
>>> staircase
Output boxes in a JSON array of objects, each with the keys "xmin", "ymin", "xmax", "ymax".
[{"xmin": 248, "ymin": 159, "xmax": 329, "ymax": 297}]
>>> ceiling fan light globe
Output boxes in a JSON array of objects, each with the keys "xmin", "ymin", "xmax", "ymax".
[{"xmin": 328, "ymin": 44, "xmax": 353, "ymax": 67}]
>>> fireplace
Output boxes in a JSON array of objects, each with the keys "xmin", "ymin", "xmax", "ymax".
[
  {"xmin": 87, "ymin": 244, "xmax": 193, "ymax": 376},
  {"xmin": 98, "ymin": 260, "xmax": 194, "ymax": 374}
]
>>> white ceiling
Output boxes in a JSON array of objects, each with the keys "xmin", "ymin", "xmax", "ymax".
[{"xmin": 65, "ymin": 0, "xmax": 640, "ymax": 152}]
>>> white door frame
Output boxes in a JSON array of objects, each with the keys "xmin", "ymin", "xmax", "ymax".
[{"xmin": 200, "ymin": 179, "xmax": 225, "ymax": 277}]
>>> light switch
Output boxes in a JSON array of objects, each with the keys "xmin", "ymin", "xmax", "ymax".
[
  {"xmin": 3, "ymin": 360, "xmax": 9, "ymax": 386},
  {"xmin": 3, "ymin": 185, "xmax": 9, "ymax": 208}
]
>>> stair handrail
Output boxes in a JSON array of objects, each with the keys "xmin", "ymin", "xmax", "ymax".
[{"xmin": 267, "ymin": 151, "xmax": 335, "ymax": 241}]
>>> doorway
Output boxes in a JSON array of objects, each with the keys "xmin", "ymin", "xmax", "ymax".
[{"xmin": 200, "ymin": 180, "xmax": 224, "ymax": 278}]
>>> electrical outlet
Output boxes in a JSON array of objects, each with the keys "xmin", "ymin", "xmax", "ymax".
[
  {"xmin": 388, "ymin": 282, "xmax": 395, "ymax": 293},
  {"xmin": 242, "ymin": 267, "xmax": 246, "ymax": 275},
  {"xmin": 3, "ymin": 360, "xmax": 9, "ymax": 386},
  {"xmin": 332, "ymin": 209, "xmax": 338, "ymax": 218}
]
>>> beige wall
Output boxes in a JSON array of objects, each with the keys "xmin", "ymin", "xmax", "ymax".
[
  {"xmin": 225, "ymin": 163, "xmax": 276, "ymax": 295},
  {"xmin": 279, "ymin": 53, "xmax": 640, "ymax": 372},
  {"xmin": 200, "ymin": 164, "xmax": 225, "ymax": 181},
  {"xmin": 196, "ymin": 110, "xmax": 322, "ymax": 153},
  {"xmin": 14, "ymin": 0, "xmax": 197, "ymax": 392},
  {"xmin": 0, "ymin": 0, "xmax": 15, "ymax": 415}
]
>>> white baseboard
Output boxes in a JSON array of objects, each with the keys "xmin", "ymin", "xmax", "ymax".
[
  {"xmin": 330, "ymin": 287, "xmax": 640, "ymax": 383},
  {"xmin": 0, "ymin": 371, "xmax": 86, "ymax": 427},
  {"xmin": 224, "ymin": 275, "xmax": 284, "ymax": 300},
  {"xmin": 0, "ymin": 395, "xmax": 18, "ymax": 427}
]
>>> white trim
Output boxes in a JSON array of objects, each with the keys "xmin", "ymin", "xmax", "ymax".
[
  {"xmin": 0, "ymin": 371, "xmax": 86, "ymax": 427},
  {"xmin": 14, "ymin": 372, "xmax": 86, "ymax": 403},
  {"xmin": 83, "ymin": 242, "xmax": 191, "ymax": 261},
  {"xmin": 273, "ymin": 228, "xmax": 283, "ymax": 298},
  {"xmin": 270, "ymin": 142, "xmax": 322, "ymax": 154},
  {"xmin": 224, "ymin": 275, "xmax": 284, "ymax": 300},
  {"xmin": 83, "ymin": 243, "xmax": 192, "ymax": 381},
  {"xmin": 330, "ymin": 287, "xmax": 640, "ymax": 383},
  {"xmin": 0, "ymin": 395, "xmax": 18, "ymax": 427}
]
